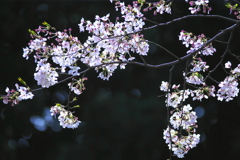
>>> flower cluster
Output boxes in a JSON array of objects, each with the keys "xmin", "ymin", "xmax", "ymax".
[
  {"xmin": 163, "ymin": 127, "xmax": 200, "ymax": 158},
  {"xmin": 141, "ymin": 0, "xmax": 172, "ymax": 15},
  {"xmin": 160, "ymin": 82, "xmax": 200, "ymax": 158},
  {"xmin": 185, "ymin": 58, "xmax": 209, "ymax": 85},
  {"xmin": 78, "ymin": 1, "xmax": 150, "ymax": 80},
  {"xmin": 217, "ymin": 76, "xmax": 239, "ymax": 102},
  {"xmin": 22, "ymin": 1, "xmax": 152, "ymax": 84},
  {"xmin": 68, "ymin": 77, "xmax": 87, "ymax": 95},
  {"xmin": 170, "ymin": 104, "xmax": 198, "ymax": 130},
  {"xmin": 1, "ymin": 84, "xmax": 34, "ymax": 106},
  {"xmin": 185, "ymin": 72, "xmax": 204, "ymax": 85},
  {"xmin": 190, "ymin": 57, "xmax": 209, "ymax": 72},
  {"xmin": 50, "ymin": 103, "xmax": 81, "ymax": 129},
  {"xmin": 160, "ymin": 82, "xmax": 191, "ymax": 108},
  {"xmin": 179, "ymin": 30, "xmax": 216, "ymax": 56},
  {"xmin": 179, "ymin": 31, "xmax": 216, "ymax": 86},
  {"xmin": 167, "ymin": 89, "xmax": 190, "ymax": 108},
  {"xmin": 24, "ymin": 24, "xmax": 82, "ymax": 88},
  {"xmin": 185, "ymin": 0, "xmax": 211, "ymax": 14},
  {"xmin": 190, "ymin": 85, "xmax": 215, "ymax": 101},
  {"xmin": 34, "ymin": 61, "xmax": 59, "ymax": 88},
  {"xmin": 217, "ymin": 62, "xmax": 240, "ymax": 102}
]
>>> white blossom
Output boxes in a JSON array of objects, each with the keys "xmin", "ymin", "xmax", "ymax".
[
  {"xmin": 185, "ymin": 72, "xmax": 204, "ymax": 85},
  {"xmin": 34, "ymin": 62, "xmax": 59, "ymax": 88},
  {"xmin": 179, "ymin": 30, "xmax": 216, "ymax": 56},
  {"xmin": 68, "ymin": 66, "xmax": 80, "ymax": 76},
  {"xmin": 15, "ymin": 84, "xmax": 34, "ymax": 101},
  {"xmin": 160, "ymin": 81, "xmax": 169, "ymax": 92},
  {"xmin": 163, "ymin": 126, "xmax": 200, "ymax": 158},
  {"xmin": 217, "ymin": 76, "xmax": 239, "ymax": 102},
  {"xmin": 225, "ymin": 61, "xmax": 232, "ymax": 69},
  {"xmin": 50, "ymin": 104, "xmax": 81, "ymax": 129}
]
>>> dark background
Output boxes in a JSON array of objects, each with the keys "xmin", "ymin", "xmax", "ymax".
[{"xmin": 1, "ymin": 0, "xmax": 240, "ymax": 160}]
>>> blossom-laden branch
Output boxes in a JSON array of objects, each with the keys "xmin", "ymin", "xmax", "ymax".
[{"xmin": 1, "ymin": 0, "xmax": 240, "ymax": 159}]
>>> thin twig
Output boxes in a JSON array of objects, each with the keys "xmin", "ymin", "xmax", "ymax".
[
  {"xmin": 148, "ymin": 40, "xmax": 179, "ymax": 59},
  {"xmin": 204, "ymin": 29, "xmax": 235, "ymax": 82},
  {"xmin": 167, "ymin": 65, "xmax": 175, "ymax": 160}
]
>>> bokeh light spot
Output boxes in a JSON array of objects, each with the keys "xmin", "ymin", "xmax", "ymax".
[
  {"xmin": 195, "ymin": 106, "xmax": 205, "ymax": 118},
  {"xmin": 30, "ymin": 116, "xmax": 47, "ymax": 131}
]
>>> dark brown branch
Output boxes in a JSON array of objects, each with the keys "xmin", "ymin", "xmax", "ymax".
[
  {"xmin": 142, "ymin": 15, "xmax": 238, "ymax": 32},
  {"xmin": 139, "ymin": 55, "xmax": 147, "ymax": 65}
]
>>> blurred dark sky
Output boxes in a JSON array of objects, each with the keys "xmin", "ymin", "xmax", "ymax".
[{"xmin": 1, "ymin": 0, "xmax": 240, "ymax": 160}]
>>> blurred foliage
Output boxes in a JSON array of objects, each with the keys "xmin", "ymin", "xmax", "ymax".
[{"xmin": 1, "ymin": 0, "xmax": 240, "ymax": 160}]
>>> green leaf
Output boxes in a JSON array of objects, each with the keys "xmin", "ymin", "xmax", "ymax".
[
  {"xmin": 138, "ymin": 0, "xmax": 145, "ymax": 4},
  {"xmin": 73, "ymin": 105, "xmax": 80, "ymax": 108},
  {"xmin": 234, "ymin": 4, "xmax": 239, "ymax": 9},
  {"xmin": 42, "ymin": 21, "xmax": 51, "ymax": 30},
  {"xmin": 225, "ymin": 3, "xmax": 232, "ymax": 8},
  {"xmin": 56, "ymin": 103, "xmax": 62, "ymax": 107},
  {"xmin": 28, "ymin": 29, "xmax": 37, "ymax": 35},
  {"xmin": 18, "ymin": 77, "xmax": 27, "ymax": 86}
]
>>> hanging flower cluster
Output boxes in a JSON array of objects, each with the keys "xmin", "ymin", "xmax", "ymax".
[
  {"xmin": 179, "ymin": 30, "xmax": 216, "ymax": 85},
  {"xmin": 50, "ymin": 103, "xmax": 81, "ymax": 129},
  {"xmin": 160, "ymin": 82, "xmax": 200, "ymax": 158},
  {"xmin": 159, "ymin": 30, "xmax": 218, "ymax": 157}
]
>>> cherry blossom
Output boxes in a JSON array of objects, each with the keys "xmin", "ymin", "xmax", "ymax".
[
  {"xmin": 34, "ymin": 62, "xmax": 59, "ymax": 88},
  {"xmin": 179, "ymin": 30, "xmax": 216, "ymax": 56},
  {"xmin": 217, "ymin": 76, "xmax": 239, "ymax": 102},
  {"xmin": 160, "ymin": 81, "xmax": 169, "ymax": 92},
  {"xmin": 185, "ymin": 72, "xmax": 204, "ymax": 85},
  {"xmin": 50, "ymin": 103, "xmax": 81, "ymax": 129},
  {"xmin": 190, "ymin": 58, "xmax": 209, "ymax": 72},
  {"xmin": 186, "ymin": 0, "xmax": 211, "ymax": 14},
  {"xmin": 2, "ymin": 84, "xmax": 34, "ymax": 106},
  {"xmin": 68, "ymin": 78, "xmax": 87, "ymax": 95},
  {"xmin": 190, "ymin": 85, "xmax": 215, "ymax": 101},
  {"xmin": 170, "ymin": 104, "xmax": 198, "ymax": 130},
  {"xmin": 2, "ymin": 0, "xmax": 240, "ymax": 159},
  {"xmin": 225, "ymin": 61, "xmax": 232, "ymax": 69},
  {"xmin": 163, "ymin": 126, "xmax": 200, "ymax": 158}
]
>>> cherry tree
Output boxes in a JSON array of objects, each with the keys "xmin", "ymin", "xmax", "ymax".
[{"xmin": 1, "ymin": 0, "xmax": 240, "ymax": 159}]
